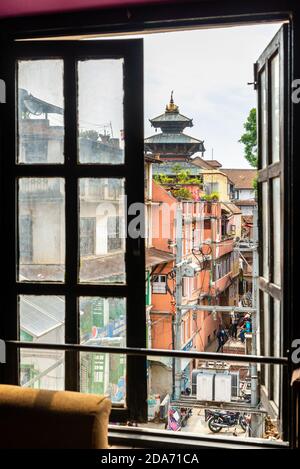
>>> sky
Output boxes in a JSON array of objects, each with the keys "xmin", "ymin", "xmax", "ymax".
[
  {"xmin": 143, "ymin": 23, "xmax": 282, "ymax": 168},
  {"xmin": 19, "ymin": 22, "xmax": 283, "ymax": 169}
]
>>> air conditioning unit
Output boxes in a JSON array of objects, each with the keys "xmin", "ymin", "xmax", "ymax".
[{"xmin": 182, "ymin": 263, "xmax": 201, "ymax": 277}]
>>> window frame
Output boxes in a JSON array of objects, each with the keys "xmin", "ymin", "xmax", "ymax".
[
  {"xmin": 0, "ymin": 1, "xmax": 298, "ymax": 448},
  {"xmin": 0, "ymin": 39, "xmax": 147, "ymax": 423},
  {"xmin": 256, "ymin": 24, "xmax": 289, "ymax": 421}
]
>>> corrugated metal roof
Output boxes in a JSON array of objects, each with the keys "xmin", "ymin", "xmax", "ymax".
[
  {"xmin": 144, "ymin": 133, "xmax": 202, "ymax": 144},
  {"xmin": 221, "ymin": 202, "xmax": 242, "ymax": 215},
  {"xmin": 20, "ymin": 296, "xmax": 64, "ymax": 338}
]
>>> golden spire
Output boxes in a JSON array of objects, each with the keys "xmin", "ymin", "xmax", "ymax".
[{"xmin": 166, "ymin": 90, "xmax": 179, "ymax": 113}]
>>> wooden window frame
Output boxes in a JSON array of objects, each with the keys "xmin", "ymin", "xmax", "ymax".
[{"xmin": 0, "ymin": 39, "xmax": 147, "ymax": 423}]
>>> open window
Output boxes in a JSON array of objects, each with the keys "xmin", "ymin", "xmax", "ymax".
[
  {"xmin": 256, "ymin": 24, "xmax": 289, "ymax": 419},
  {"xmin": 0, "ymin": 8, "xmax": 296, "ymax": 449},
  {"xmin": 0, "ymin": 39, "xmax": 147, "ymax": 422}
]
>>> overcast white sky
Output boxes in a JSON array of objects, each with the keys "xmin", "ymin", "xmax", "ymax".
[
  {"xmin": 20, "ymin": 22, "xmax": 283, "ymax": 169},
  {"xmin": 143, "ymin": 22, "xmax": 282, "ymax": 168}
]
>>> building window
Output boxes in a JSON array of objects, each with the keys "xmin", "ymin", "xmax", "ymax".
[
  {"xmin": 206, "ymin": 182, "xmax": 219, "ymax": 195},
  {"xmin": 107, "ymin": 216, "xmax": 122, "ymax": 252},
  {"xmin": 80, "ymin": 217, "xmax": 96, "ymax": 256},
  {"xmin": 152, "ymin": 275, "xmax": 167, "ymax": 294},
  {"xmin": 19, "ymin": 215, "xmax": 33, "ymax": 263},
  {"xmin": 24, "ymin": 139, "xmax": 48, "ymax": 163}
]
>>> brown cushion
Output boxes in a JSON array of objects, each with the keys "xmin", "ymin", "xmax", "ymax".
[{"xmin": 0, "ymin": 385, "xmax": 111, "ymax": 449}]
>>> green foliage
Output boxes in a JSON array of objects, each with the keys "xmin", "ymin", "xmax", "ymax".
[
  {"xmin": 253, "ymin": 175, "xmax": 258, "ymax": 197},
  {"xmin": 202, "ymin": 192, "xmax": 219, "ymax": 201},
  {"xmin": 177, "ymin": 169, "xmax": 191, "ymax": 183},
  {"xmin": 172, "ymin": 163, "xmax": 183, "ymax": 175},
  {"xmin": 171, "ymin": 188, "xmax": 193, "ymax": 200},
  {"xmin": 79, "ymin": 129, "xmax": 99, "ymax": 141},
  {"xmin": 239, "ymin": 108, "xmax": 257, "ymax": 168},
  {"xmin": 153, "ymin": 173, "xmax": 173, "ymax": 184},
  {"xmin": 154, "ymin": 167, "xmax": 202, "ymax": 186}
]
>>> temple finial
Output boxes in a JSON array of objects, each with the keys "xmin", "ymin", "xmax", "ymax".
[{"xmin": 166, "ymin": 90, "xmax": 179, "ymax": 113}]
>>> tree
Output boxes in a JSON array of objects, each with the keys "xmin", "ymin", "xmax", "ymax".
[
  {"xmin": 79, "ymin": 129, "xmax": 99, "ymax": 141},
  {"xmin": 239, "ymin": 108, "xmax": 257, "ymax": 168}
]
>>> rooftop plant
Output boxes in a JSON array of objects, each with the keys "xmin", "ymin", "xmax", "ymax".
[
  {"xmin": 201, "ymin": 192, "xmax": 220, "ymax": 201},
  {"xmin": 171, "ymin": 187, "xmax": 193, "ymax": 200}
]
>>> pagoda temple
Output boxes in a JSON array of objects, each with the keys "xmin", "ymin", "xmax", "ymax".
[{"xmin": 144, "ymin": 92, "xmax": 205, "ymax": 161}]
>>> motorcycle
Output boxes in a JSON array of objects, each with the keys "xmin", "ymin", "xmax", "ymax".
[{"xmin": 205, "ymin": 409, "xmax": 250, "ymax": 433}]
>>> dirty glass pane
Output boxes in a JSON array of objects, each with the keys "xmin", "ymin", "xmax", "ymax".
[
  {"xmin": 79, "ymin": 178, "xmax": 125, "ymax": 284},
  {"xmin": 80, "ymin": 297, "xmax": 126, "ymax": 347},
  {"xmin": 262, "ymin": 182, "xmax": 269, "ymax": 280},
  {"xmin": 19, "ymin": 295, "xmax": 65, "ymax": 343},
  {"xmin": 262, "ymin": 293, "xmax": 270, "ymax": 390},
  {"xmin": 271, "ymin": 53, "xmax": 280, "ymax": 163},
  {"xmin": 78, "ymin": 59, "xmax": 124, "ymax": 164},
  {"xmin": 260, "ymin": 69, "xmax": 267, "ymax": 169},
  {"xmin": 20, "ymin": 349, "xmax": 64, "ymax": 390},
  {"xmin": 17, "ymin": 60, "xmax": 64, "ymax": 164},
  {"xmin": 272, "ymin": 177, "xmax": 281, "ymax": 286},
  {"xmin": 18, "ymin": 178, "xmax": 65, "ymax": 282},
  {"xmin": 19, "ymin": 295, "xmax": 65, "ymax": 391},
  {"xmin": 80, "ymin": 352, "xmax": 126, "ymax": 404},
  {"xmin": 273, "ymin": 299, "xmax": 281, "ymax": 408}
]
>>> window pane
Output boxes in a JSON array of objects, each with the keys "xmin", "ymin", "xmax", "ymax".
[
  {"xmin": 80, "ymin": 297, "xmax": 126, "ymax": 347},
  {"xmin": 20, "ymin": 349, "xmax": 64, "ymax": 390},
  {"xmin": 79, "ymin": 178, "xmax": 125, "ymax": 284},
  {"xmin": 260, "ymin": 69, "xmax": 267, "ymax": 168},
  {"xmin": 271, "ymin": 53, "xmax": 280, "ymax": 163},
  {"xmin": 262, "ymin": 293, "xmax": 270, "ymax": 390},
  {"xmin": 19, "ymin": 295, "xmax": 65, "ymax": 390},
  {"xmin": 18, "ymin": 178, "xmax": 65, "ymax": 282},
  {"xmin": 262, "ymin": 182, "xmax": 269, "ymax": 280},
  {"xmin": 18, "ymin": 60, "xmax": 64, "ymax": 164},
  {"xmin": 273, "ymin": 299, "xmax": 281, "ymax": 407},
  {"xmin": 272, "ymin": 177, "xmax": 281, "ymax": 286},
  {"xmin": 78, "ymin": 59, "xmax": 124, "ymax": 164},
  {"xmin": 19, "ymin": 295, "xmax": 65, "ymax": 343},
  {"xmin": 80, "ymin": 352, "xmax": 126, "ymax": 404}
]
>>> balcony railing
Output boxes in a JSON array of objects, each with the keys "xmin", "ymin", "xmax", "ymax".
[{"xmin": 19, "ymin": 178, "xmax": 62, "ymax": 194}]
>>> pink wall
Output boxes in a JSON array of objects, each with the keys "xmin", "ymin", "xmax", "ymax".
[
  {"xmin": 152, "ymin": 181, "xmax": 176, "ymax": 252},
  {"xmin": 0, "ymin": 0, "xmax": 175, "ymax": 19}
]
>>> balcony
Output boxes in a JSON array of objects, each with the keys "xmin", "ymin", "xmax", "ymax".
[
  {"xmin": 211, "ymin": 272, "xmax": 234, "ymax": 295},
  {"xmin": 214, "ymin": 237, "xmax": 234, "ymax": 258}
]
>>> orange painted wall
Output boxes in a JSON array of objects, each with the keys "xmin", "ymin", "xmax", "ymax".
[{"xmin": 152, "ymin": 181, "xmax": 176, "ymax": 252}]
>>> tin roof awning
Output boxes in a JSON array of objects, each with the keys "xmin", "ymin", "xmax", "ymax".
[
  {"xmin": 146, "ymin": 247, "xmax": 175, "ymax": 268},
  {"xmin": 221, "ymin": 202, "xmax": 242, "ymax": 215}
]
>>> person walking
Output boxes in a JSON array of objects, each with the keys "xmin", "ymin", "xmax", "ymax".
[
  {"xmin": 216, "ymin": 325, "xmax": 225, "ymax": 352},
  {"xmin": 232, "ymin": 314, "xmax": 239, "ymax": 339}
]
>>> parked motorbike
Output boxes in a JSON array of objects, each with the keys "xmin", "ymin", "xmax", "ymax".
[{"xmin": 205, "ymin": 409, "xmax": 250, "ymax": 433}]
